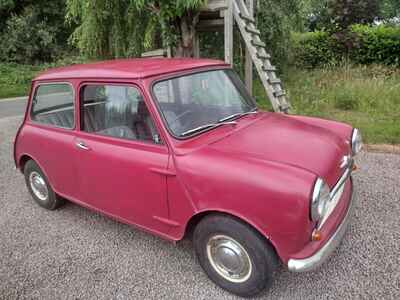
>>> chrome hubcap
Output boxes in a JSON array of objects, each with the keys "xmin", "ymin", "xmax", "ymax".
[
  {"xmin": 29, "ymin": 171, "xmax": 48, "ymax": 201},
  {"xmin": 206, "ymin": 235, "xmax": 252, "ymax": 283}
]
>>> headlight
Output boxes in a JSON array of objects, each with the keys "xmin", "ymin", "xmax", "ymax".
[
  {"xmin": 310, "ymin": 178, "xmax": 330, "ymax": 222},
  {"xmin": 351, "ymin": 128, "xmax": 363, "ymax": 155}
]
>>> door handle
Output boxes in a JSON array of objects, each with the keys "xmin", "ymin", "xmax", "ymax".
[{"xmin": 76, "ymin": 141, "xmax": 90, "ymax": 151}]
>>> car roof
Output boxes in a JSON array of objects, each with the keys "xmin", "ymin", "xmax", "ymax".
[{"xmin": 34, "ymin": 58, "xmax": 228, "ymax": 81}]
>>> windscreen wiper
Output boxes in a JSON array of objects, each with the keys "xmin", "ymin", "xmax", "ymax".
[
  {"xmin": 218, "ymin": 108, "xmax": 258, "ymax": 123},
  {"xmin": 180, "ymin": 121, "xmax": 237, "ymax": 137}
]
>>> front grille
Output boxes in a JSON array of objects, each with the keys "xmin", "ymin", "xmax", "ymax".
[{"xmin": 318, "ymin": 168, "xmax": 351, "ymax": 229}]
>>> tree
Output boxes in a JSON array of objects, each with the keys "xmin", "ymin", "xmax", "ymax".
[
  {"xmin": 302, "ymin": 0, "xmax": 331, "ymax": 31},
  {"xmin": 66, "ymin": 0, "xmax": 207, "ymax": 58},
  {"xmin": 304, "ymin": 0, "xmax": 382, "ymax": 31},
  {"xmin": 328, "ymin": 0, "xmax": 380, "ymax": 30},
  {"xmin": 0, "ymin": 0, "xmax": 72, "ymax": 64},
  {"xmin": 135, "ymin": 0, "xmax": 208, "ymax": 57},
  {"xmin": 256, "ymin": 0, "xmax": 303, "ymax": 66},
  {"xmin": 380, "ymin": 0, "xmax": 400, "ymax": 19}
]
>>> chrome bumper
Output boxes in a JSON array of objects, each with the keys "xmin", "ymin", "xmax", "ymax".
[{"xmin": 287, "ymin": 184, "xmax": 355, "ymax": 272}]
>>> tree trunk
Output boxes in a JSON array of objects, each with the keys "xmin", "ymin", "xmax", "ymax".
[{"xmin": 173, "ymin": 12, "xmax": 199, "ymax": 57}]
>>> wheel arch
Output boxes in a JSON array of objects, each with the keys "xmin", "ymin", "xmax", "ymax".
[
  {"xmin": 183, "ymin": 210, "xmax": 282, "ymax": 262},
  {"xmin": 18, "ymin": 154, "xmax": 34, "ymax": 173},
  {"xmin": 18, "ymin": 154, "xmax": 54, "ymax": 192}
]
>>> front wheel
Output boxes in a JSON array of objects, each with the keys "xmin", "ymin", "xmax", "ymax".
[{"xmin": 193, "ymin": 215, "xmax": 278, "ymax": 298}]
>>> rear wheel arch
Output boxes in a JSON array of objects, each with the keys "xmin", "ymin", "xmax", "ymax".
[
  {"xmin": 18, "ymin": 155, "xmax": 54, "ymax": 192},
  {"xmin": 184, "ymin": 210, "xmax": 281, "ymax": 262},
  {"xmin": 19, "ymin": 154, "xmax": 33, "ymax": 173},
  {"xmin": 23, "ymin": 159, "xmax": 65, "ymax": 210}
]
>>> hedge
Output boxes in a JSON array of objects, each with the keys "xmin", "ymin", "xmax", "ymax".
[{"xmin": 292, "ymin": 25, "xmax": 400, "ymax": 68}]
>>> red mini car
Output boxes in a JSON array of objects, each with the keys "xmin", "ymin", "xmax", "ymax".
[{"xmin": 14, "ymin": 59, "xmax": 361, "ymax": 297}]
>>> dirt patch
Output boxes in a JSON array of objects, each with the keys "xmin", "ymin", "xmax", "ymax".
[{"xmin": 365, "ymin": 144, "xmax": 400, "ymax": 155}]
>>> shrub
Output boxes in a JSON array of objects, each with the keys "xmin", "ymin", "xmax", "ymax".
[
  {"xmin": 291, "ymin": 31, "xmax": 344, "ymax": 68},
  {"xmin": 292, "ymin": 25, "xmax": 400, "ymax": 68},
  {"xmin": 0, "ymin": 7, "xmax": 58, "ymax": 64},
  {"xmin": 350, "ymin": 24, "xmax": 400, "ymax": 65},
  {"xmin": 0, "ymin": 2, "xmax": 71, "ymax": 64}
]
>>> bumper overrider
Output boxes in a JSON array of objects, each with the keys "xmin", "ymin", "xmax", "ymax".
[{"xmin": 287, "ymin": 181, "xmax": 355, "ymax": 272}]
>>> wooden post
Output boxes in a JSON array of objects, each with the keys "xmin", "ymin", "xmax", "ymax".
[
  {"xmin": 224, "ymin": 0, "xmax": 234, "ymax": 65},
  {"xmin": 193, "ymin": 32, "xmax": 200, "ymax": 58},
  {"xmin": 245, "ymin": 0, "xmax": 254, "ymax": 95}
]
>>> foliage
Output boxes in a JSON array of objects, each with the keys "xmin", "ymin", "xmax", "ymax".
[
  {"xmin": 291, "ymin": 31, "xmax": 343, "ymax": 67},
  {"xmin": 132, "ymin": 0, "xmax": 207, "ymax": 56},
  {"xmin": 303, "ymin": 0, "xmax": 400, "ymax": 31},
  {"xmin": 256, "ymin": 0, "xmax": 304, "ymax": 67},
  {"xmin": 378, "ymin": 0, "xmax": 400, "ymax": 19},
  {"xmin": 328, "ymin": 0, "xmax": 380, "ymax": 30},
  {"xmin": 66, "ymin": 0, "xmax": 207, "ymax": 58},
  {"xmin": 0, "ymin": 7, "xmax": 58, "ymax": 64},
  {"xmin": 0, "ymin": 63, "xmax": 42, "ymax": 98},
  {"xmin": 199, "ymin": 0, "xmax": 304, "ymax": 70},
  {"xmin": 0, "ymin": 57, "xmax": 87, "ymax": 98},
  {"xmin": 350, "ymin": 24, "xmax": 400, "ymax": 65},
  {"xmin": 254, "ymin": 64, "xmax": 400, "ymax": 144},
  {"xmin": 66, "ymin": 0, "xmax": 150, "ymax": 58},
  {"xmin": 302, "ymin": 0, "xmax": 331, "ymax": 31},
  {"xmin": 292, "ymin": 25, "xmax": 400, "ymax": 67},
  {"xmin": 0, "ymin": 0, "xmax": 72, "ymax": 64}
]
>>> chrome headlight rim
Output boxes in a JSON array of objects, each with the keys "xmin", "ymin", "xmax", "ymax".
[
  {"xmin": 351, "ymin": 128, "xmax": 363, "ymax": 155},
  {"xmin": 310, "ymin": 177, "xmax": 331, "ymax": 222}
]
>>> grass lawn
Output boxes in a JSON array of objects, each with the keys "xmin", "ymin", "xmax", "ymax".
[
  {"xmin": 0, "ymin": 64, "xmax": 45, "ymax": 98},
  {"xmin": 254, "ymin": 64, "xmax": 400, "ymax": 144},
  {"xmin": 0, "ymin": 58, "xmax": 86, "ymax": 99},
  {"xmin": 1, "ymin": 62, "xmax": 399, "ymax": 144}
]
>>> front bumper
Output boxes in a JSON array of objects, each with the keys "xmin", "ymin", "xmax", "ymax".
[{"xmin": 287, "ymin": 183, "xmax": 355, "ymax": 272}]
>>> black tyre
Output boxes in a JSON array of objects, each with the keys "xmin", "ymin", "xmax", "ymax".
[
  {"xmin": 23, "ymin": 160, "xmax": 64, "ymax": 210},
  {"xmin": 193, "ymin": 214, "xmax": 278, "ymax": 298}
]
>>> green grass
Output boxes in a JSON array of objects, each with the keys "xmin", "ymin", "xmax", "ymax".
[
  {"xmin": 254, "ymin": 64, "xmax": 400, "ymax": 144},
  {"xmin": 0, "ymin": 57, "xmax": 87, "ymax": 99},
  {"xmin": 1, "ymin": 62, "xmax": 399, "ymax": 144},
  {"xmin": 0, "ymin": 64, "xmax": 45, "ymax": 98}
]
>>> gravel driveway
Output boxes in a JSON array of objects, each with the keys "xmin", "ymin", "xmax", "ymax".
[{"xmin": 0, "ymin": 115, "xmax": 399, "ymax": 300}]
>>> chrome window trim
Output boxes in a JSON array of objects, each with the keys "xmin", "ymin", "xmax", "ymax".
[
  {"xmin": 79, "ymin": 83, "xmax": 162, "ymax": 145},
  {"xmin": 30, "ymin": 82, "xmax": 75, "ymax": 130}
]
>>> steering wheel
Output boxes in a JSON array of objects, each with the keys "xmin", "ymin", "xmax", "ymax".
[{"xmin": 168, "ymin": 110, "xmax": 194, "ymax": 127}]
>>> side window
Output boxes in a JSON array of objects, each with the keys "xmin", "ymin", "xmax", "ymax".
[
  {"xmin": 81, "ymin": 84, "xmax": 160, "ymax": 143},
  {"xmin": 31, "ymin": 83, "xmax": 75, "ymax": 129}
]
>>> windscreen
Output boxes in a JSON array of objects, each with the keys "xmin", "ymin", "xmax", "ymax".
[{"xmin": 153, "ymin": 69, "xmax": 256, "ymax": 137}]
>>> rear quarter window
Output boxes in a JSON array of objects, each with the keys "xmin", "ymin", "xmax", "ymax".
[{"xmin": 30, "ymin": 83, "xmax": 75, "ymax": 129}]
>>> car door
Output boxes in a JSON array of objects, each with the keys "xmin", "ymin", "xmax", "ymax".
[
  {"xmin": 24, "ymin": 81, "xmax": 80, "ymax": 201},
  {"xmin": 74, "ymin": 82, "xmax": 171, "ymax": 233}
]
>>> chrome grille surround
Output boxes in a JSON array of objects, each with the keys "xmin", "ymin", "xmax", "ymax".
[{"xmin": 317, "ymin": 166, "xmax": 352, "ymax": 230}]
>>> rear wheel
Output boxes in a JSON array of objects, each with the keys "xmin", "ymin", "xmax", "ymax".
[
  {"xmin": 24, "ymin": 160, "xmax": 64, "ymax": 210},
  {"xmin": 193, "ymin": 215, "xmax": 278, "ymax": 298}
]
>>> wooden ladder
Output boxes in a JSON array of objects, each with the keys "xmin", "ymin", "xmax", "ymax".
[{"xmin": 232, "ymin": 0, "xmax": 290, "ymax": 113}]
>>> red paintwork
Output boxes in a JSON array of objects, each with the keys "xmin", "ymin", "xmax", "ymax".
[{"xmin": 14, "ymin": 59, "xmax": 354, "ymax": 263}]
